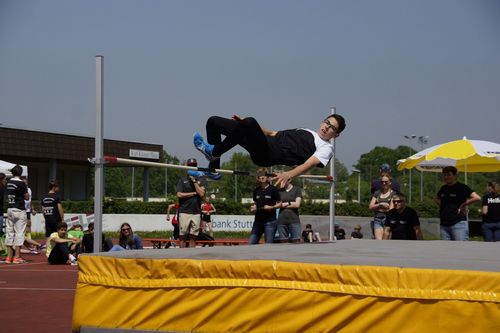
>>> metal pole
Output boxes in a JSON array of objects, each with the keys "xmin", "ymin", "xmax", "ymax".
[
  {"xmin": 97, "ymin": 156, "xmax": 334, "ymax": 180},
  {"xmin": 329, "ymin": 106, "xmax": 336, "ymax": 241},
  {"xmin": 404, "ymin": 135, "xmax": 416, "ymax": 203},
  {"xmin": 93, "ymin": 55, "xmax": 104, "ymax": 253},
  {"xmin": 418, "ymin": 136, "xmax": 429, "ymax": 201},
  {"xmin": 131, "ymin": 167, "xmax": 135, "ymax": 198}
]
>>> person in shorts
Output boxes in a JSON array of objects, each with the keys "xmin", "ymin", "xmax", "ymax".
[
  {"xmin": 176, "ymin": 158, "xmax": 206, "ymax": 248},
  {"xmin": 368, "ymin": 175, "xmax": 394, "ymax": 239}
]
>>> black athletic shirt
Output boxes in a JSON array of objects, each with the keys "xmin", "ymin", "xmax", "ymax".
[
  {"xmin": 6, "ymin": 178, "xmax": 27, "ymax": 210},
  {"xmin": 385, "ymin": 207, "xmax": 420, "ymax": 240},
  {"xmin": 42, "ymin": 193, "xmax": 63, "ymax": 224},
  {"xmin": 437, "ymin": 182, "xmax": 473, "ymax": 226},
  {"xmin": 176, "ymin": 176, "xmax": 205, "ymax": 214},
  {"xmin": 482, "ymin": 193, "xmax": 500, "ymax": 223},
  {"xmin": 253, "ymin": 184, "xmax": 280, "ymax": 223},
  {"xmin": 267, "ymin": 129, "xmax": 319, "ymax": 167}
]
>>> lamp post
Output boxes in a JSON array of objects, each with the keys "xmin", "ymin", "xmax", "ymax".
[
  {"xmin": 404, "ymin": 135, "xmax": 416, "ymax": 203},
  {"xmin": 352, "ymin": 167, "xmax": 361, "ymax": 203},
  {"xmin": 417, "ymin": 135, "xmax": 429, "ymax": 201}
]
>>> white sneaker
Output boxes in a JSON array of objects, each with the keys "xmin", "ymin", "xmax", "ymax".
[{"xmin": 70, "ymin": 260, "xmax": 78, "ymax": 266}]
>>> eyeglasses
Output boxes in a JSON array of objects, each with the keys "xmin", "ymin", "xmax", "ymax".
[
  {"xmin": 393, "ymin": 200, "xmax": 403, "ymax": 203},
  {"xmin": 381, "ymin": 181, "xmax": 390, "ymax": 184},
  {"xmin": 323, "ymin": 119, "xmax": 338, "ymax": 133},
  {"xmin": 121, "ymin": 227, "xmax": 131, "ymax": 231}
]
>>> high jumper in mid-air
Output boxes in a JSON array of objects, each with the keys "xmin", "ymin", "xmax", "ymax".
[{"xmin": 192, "ymin": 114, "xmax": 346, "ymax": 188}]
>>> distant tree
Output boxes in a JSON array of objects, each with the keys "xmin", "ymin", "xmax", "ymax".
[
  {"xmin": 104, "ymin": 167, "xmax": 129, "ymax": 198},
  {"xmin": 216, "ymin": 153, "xmax": 259, "ymax": 201}
]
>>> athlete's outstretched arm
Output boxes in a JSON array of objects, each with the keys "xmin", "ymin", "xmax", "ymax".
[{"xmin": 272, "ymin": 156, "xmax": 322, "ymax": 188}]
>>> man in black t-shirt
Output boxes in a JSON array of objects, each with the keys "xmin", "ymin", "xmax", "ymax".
[
  {"xmin": 42, "ymin": 181, "xmax": 64, "ymax": 242},
  {"xmin": 5, "ymin": 165, "xmax": 29, "ymax": 264},
  {"xmin": 249, "ymin": 168, "xmax": 281, "ymax": 244},
  {"xmin": 176, "ymin": 158, "xmax": 206, "ymax": 248},
  {"xmin": 193, "ymin": 114, "xmax": 346, "ymax": 188},
  {"xmin": 481, "ymin": 182, "xmax": 500, "ymax": 242},
  {"xmin": 384, "ymin": 193, "xmax": 423, "ymax": 240},
  {"xmin": 435, "ymin": 166, "xmax": 480, "ymax": 241}
]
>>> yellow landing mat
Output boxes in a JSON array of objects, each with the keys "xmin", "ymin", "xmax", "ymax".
[{"xmin": 73, "ymin": 255, "xmax": 500, "ymax": 332}]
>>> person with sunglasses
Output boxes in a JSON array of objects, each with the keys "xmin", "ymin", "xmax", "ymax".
[
  {"xmin": 383, "ymin": 193, "xmax": 423, "ymax": 240},
  {"xmin": 192, "ymin": 114, "xmax": 346, "ymax": 188},
  {"xmin": 368, "ymin": 175, "xmax": 395, "ymax": 240},
  {"xmin": 110, "ymin": 223, "xmax": 143, "ymax": 251}
]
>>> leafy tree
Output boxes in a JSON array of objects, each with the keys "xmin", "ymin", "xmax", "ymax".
[{"xmin": 214, "ymin": 152, "xmax": 258, "ymax": 200}]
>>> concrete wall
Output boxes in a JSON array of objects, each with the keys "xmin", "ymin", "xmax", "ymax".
[{"xmin": 29, "ymin": 214, "xmax": 442, "ymax": 239}]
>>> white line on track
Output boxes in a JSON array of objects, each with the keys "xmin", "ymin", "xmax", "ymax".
[
  {"xmin": 0, "ymin": 287, "xmax": 76, "ymax": 291},
  {"xmin": 0, "ymin": 269, "xmax": 77, "ymax": 272}
]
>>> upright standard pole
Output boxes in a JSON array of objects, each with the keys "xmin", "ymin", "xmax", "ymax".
[
  {"xmin": 93, "ymin": 55, "xmax": 104, "ymax": 253},
  {"xmin": 329, "ymin": 106, "xmax": 336, "ymax": 241}
]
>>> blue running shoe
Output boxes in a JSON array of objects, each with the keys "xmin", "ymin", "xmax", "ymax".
[
  {"xmin": 187, "ymin": 170, "xmax": 205, "ymax": 178},
  {"xmin": 187, "ymin": 170, "xmax": 222, "ymax": 181},
  {"xmin": 193, "ymin": 132, "xmax": 217, "ymax": 162}
]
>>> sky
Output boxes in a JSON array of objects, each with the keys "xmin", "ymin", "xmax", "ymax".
[{"xmin": 1, "ymin": 0, "xmax": 499, "ymax": 173}]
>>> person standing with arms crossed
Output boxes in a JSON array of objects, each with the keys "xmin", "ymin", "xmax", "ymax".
[
  {"xmin": 176, "ymin": 158, "xmax": 206, "ymax": 248},
  {"xmin": 5, "ymin": 165, "xmax": 29, "ymax": 264},
  {"xmin": 435, "ymin": 166, "xmax": 480, "ymax": 241},
  {"xmin": 249, "ymin": 168, "xmax": 281, "ymax": 245},
  {"xmin": 41, "ymin": 181, "xmax": 64, "ymax": 246},
  {"xmin": 368, "ymin": 175, "xmax": 394, "ymax": 240}
]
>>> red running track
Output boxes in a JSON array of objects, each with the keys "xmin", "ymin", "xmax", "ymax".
[{"xmin": 0, "ymin": 252, "xmax": 78, "ymax": 333}]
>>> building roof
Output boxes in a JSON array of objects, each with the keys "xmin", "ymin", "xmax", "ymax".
[{"xmin": 0, "ymin": 126, "xmax": 163, "ymax": 164}]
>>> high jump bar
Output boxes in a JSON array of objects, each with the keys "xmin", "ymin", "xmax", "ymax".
[{"xmin": 92, "ymin": 156, "xmax": 334, "ymax": 181}]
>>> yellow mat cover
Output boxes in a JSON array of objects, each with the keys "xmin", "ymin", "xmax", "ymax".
[{"xmin": 73, "ymin": 256, "xmax": 500, "ymax": 332}]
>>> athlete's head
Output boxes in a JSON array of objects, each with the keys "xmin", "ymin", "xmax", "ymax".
[{"xmin": 319, "ymin": 114, "xmax": 346, "ymax": 140}]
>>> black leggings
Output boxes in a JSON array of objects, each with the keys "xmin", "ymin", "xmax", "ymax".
[{"xmin": 206, "ymin": 116, "xmax": 271, "ymax": 169}]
